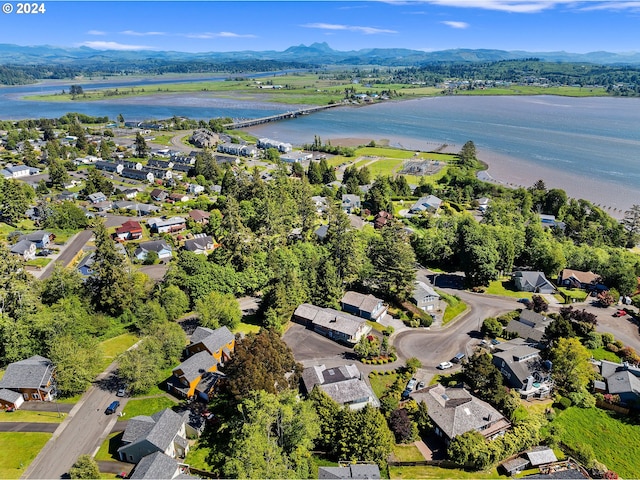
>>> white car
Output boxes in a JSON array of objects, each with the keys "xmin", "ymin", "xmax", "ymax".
[{"xmin": 437, "ymin": 361, "xmax": 453, "ymax": 370}]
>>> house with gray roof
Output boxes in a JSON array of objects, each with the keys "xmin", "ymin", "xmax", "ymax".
[
  {"xmin": 129, "ymin": 451, "xmax": 195, "ymax": 479},
  {"xmin": 0, "ymin": 355, "xmax": 56, "ymax": 404},
  {"xmin": 88, "ymin": 192, "xmax": 107, "ymax": 204},
  {"xmin": 9, "ymin": 239, "xmax": 36, "ymax": 261},
  {"xmin": 185, "ymin": 326, "xmax": 235, "ymax": 362},
  {"xmin": 411, "ymin": 281, "xmax": 441, "ymax": 313},
  {"xmin": 302, "ymin": 364, "xmax": 379, "ymax": 410},
  {"xmin": 148, "ymin": 216, "xmax": 186, "ymax": 234},
  {"xmin": 1, "ymin": 164, "xmax": 40, "ymax": 179},
  {"xmin": 341, "ymin": 194, "xmax": 361, "ymax": 214},
  {"xmin": 0, "ymin": 388, "xmax": 25, "ymax": 410},
  {"xmin": 167, "ymin": 351, "xmax": 221, "ymax": 400},
  {"xmin": 505, "ymin": 310, "xmax": 553, "ymax": 345},
  {"xmin": 134, "ymin": 240, "xmax": 173, "ymax": 261},
  {"xmin": 492, "ymin": 341, "xmax": 552, "ymax": 398},
  {"xmin": 183, "ymin": 235, "xmax": 215, "ymax": 255},
  {"xmin": 410, "ymin": 384, "xmax": 510, "ymax": 445},
  {"xmin": 293, "ymin": 304, "xmax": 371, "ymax": 345},
  {"xmin": 18, "ymin": 230, "xmax": 53, "ymax": 249},
  {"xmin": 513, "ymin": 271, "xmax": 556, "ymax": 294},
  {"xmin": 409, "ymin": 195, "xmax": 442, "ymax": 214},
  {"xmin": 341, "ymin": 291, "xmax": 387, "ymax": 322},
  {"xmin": 118, "ymin": 408, "xmax": 190, "ymax": 464},
  {"xmin": 318, "ymin": 464, "xmax": 381, "ymax": 479},
  {"xmin": 597, "ymin": 360, "xmax": 640, "ymax": 405}
]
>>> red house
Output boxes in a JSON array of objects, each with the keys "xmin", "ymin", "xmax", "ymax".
[{"xmin": 115, "ymin": 220, "xmax": 143, "ymax": 241}]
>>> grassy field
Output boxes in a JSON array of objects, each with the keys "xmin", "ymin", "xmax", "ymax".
[
  {"xmin": 588, "ymin": 347, "xmax": 621, "ymax": 362},
  {"xmin": 95, "ymin": 431, "xmax": 122, "ymax": 461},
  {"xmin": 184, "ymin": 441, "xmax": 215, "ymax": 471},
  {"xmin": 0, "ymin": 432, "xmax": 52, "ymax": 479},
  {"xmin": 485, "ymin": 279, "xmax": 532, "ymax": 299},
  {"xmin": 389, "ymin": 465, "xmax": 502, "ymax": 479},
  {"xmin": 557, "ymin": 287, "xmax": 588, "ymax": 303},
  {"xmin": 456, "ymin": 85, "xmax": 608, "ymax": 97},
  {"xmin": 97, "ymin": 333, "xmax": 138, "ymax": 370},
  {"xmin": 555, "ymin": 406, "xmax": 640, "ymax": 478},
  {"xmin": 0, "ymin": 409, "xmax": 66, "ymax": 423},
  {"xmin": 439, "ymin": 291, "xmax": 467, "ymax": 325},
  {"xmin": 118, "ymin": 396, "xmax": 178, "ymax": 421},
  {"xmin": 25, "ymin": 258, "xmax": 51, "ymax": 268},
  {"xmin": 368, "ymin": 372, "xmax": 400, "ymax": 399},
  {"xmin": 391, "ymin": 444, "xmax": 425, "ymax": 462}
]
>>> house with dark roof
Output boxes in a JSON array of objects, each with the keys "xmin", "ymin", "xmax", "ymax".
[
  {"xmin": 513, "ymin": 271, "xmax": 556, "ymax": 294},
  {"xmin": 0, "ymin": 355, "xmax": 57, "ymax": 404},
  {"xmin": 184, "ymin": 326, "xmax": 235, "ymax": 362},
  {"xmin": 183, "ymin": 235, "xmax": 216, "ymax": 255},
  {"xmin": 557, "ymin": 269, "xmax": 601, "ymax": 290},
  {"xmin": 411, "ymin": 281, "xmax": 441, "ymax": 313},
  {"xmin": 597, "ymin": 360, "xmax": 640, "ymax": 405},
  {"xmin": 340, "ymin": 291, "xmax": 387, "ymax": 322},
  {"xmin": 301, "ymin": 364, "xmax": 379, "ymax": 410},
  {"xmin": 167, "ymin": 351, "xmax": 222, "ymax": 400},
  {"xmin": 410, "ymin": 384, "xmax": 510, "ymax": 445},
  {"xmin": 150, "ymin": 189, "xmax": 169, "ymax": 202},
  {"xmin": 115, "ymin": 220, "xmax": 143, "ymax": 241},
  {"xmin": 293, "ymin": 304, "xmax": 371, "ymax": 345},
  {"xmin": 318, "ymin": 464, "xmax": 381, "ymax": 479},
  {"xmin": 129, "ymin": 451, "xmax": 195, "ymax": 479},
  {"xmin": 147, "ymin": 217, "xmax": 186, "ymax": 234},
  {"xmin": 134, "ymin": 240, "xmax": 173, "ymax": 261},
  {"xmin": 0, "ymin": 388, "xmax": 25, "ymax": 410},
  {"xmin": 118, "ymin": 409, "xmax": 191, "ymax": 464},
  {"xmin": 9, "ymin": 239, "xmax": 36, "ymax": 261},
  {"xmin": 88, "ymin": 192, "xmax": 108, "ymax": 204},
  {"xmin": 373, "ymin": 211, "xmax": 392, "ymax": 229},
  {"xmin": 188, "ymin": 209, "xmax": 210, "ymax": 225},
  {"xmin": 505, "ymin": 310, "xmax": 553, "ymax": 345},
  {"xmin": 492, "ymin": 341, "xmax": 552, "ymax": 398},
  {"xmin": 18, "ymin": 230, "xmax": 54, "ymax": 249}
]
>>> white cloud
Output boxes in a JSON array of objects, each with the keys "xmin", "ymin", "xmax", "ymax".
[
  {"xmin": 302, "ymin": 23, "xmax": 397, "ymax": 34},
  {"xmin": 579, "ymin": 1, "xmax": 640, "ymax": 11},
  {"xmin": 441, "ymin": 20, "xmax": 470, "ymax": 28},
  {"xmin": 120, "ymin": 30, "xmax": 166, "ymax": 37},
  {"xmin": 184, "ymin": 32, "xmax": 256, "ymax": 39},
  {"xmin": 87, "ymin": 30, "xmax": 106, "ymax": 36},
  {"xmin": 80, "ymin": 41, "xmax": 152, "ymax": 51},
  {"xmin": 397, "ymin": 0, "xmax": 640, "ymax": 13}
]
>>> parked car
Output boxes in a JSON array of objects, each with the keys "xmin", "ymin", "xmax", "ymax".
[
  {"xmin": 417, "ymin": 381, "xmax": 425, "ymax": 389},
  {"xmin": 437, "ymin": 361, "xmax": 453, "ymax": 370},
  {"xmin": 451, "ymin": 353, "xmax": 466, "ymax": 363},
  {"xmin": 491, "ymin": 339, "xmax": 501, "ymax": 345},
  {"xmin": 116, "ymin": 386, "xmax": 127, "ymax": 397},
  {"xmin": 105, "ymin": 400, "xmax": 120, "ymax": 415},
  {"xmin": 613, "ymin": 309, "xmax": 627, "ymax": 317}
]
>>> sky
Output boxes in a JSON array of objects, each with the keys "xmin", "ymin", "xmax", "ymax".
[{"xmin": 1, "ymin": 1, "xmax": 640, "ymax": 54}]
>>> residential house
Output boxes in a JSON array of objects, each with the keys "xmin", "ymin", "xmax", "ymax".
[
  {"xmin": 88, "ymin": 192, "xmax": 108, "ymax": 204},
  {"xmin": 134, "ymin": 240, "xmax": 173, "ymax": 261},
  {"xmin": 0, "ymin": 165, "xmax": 40, "ymax": 179},
  {"xmin": 411, "ymin": 281, "xmax": 441, "ymax": 313},
  {"xmin": 217, "ymin": 143, "xmax": 257, "ymax": 158},
  {"xmin": 302, "ymin": 364, "xmax": 379, "ymax": 410},
  {"xmin": 77, "ymin": 252, "xmax": 96, "ymax": 276},
  {"xmin": 168, "ymin": 193, "xmax": 189, "ymax": 203},
  {"xmin": 281, "ymin": 151, "xmax": 313, "ymax": 163},
  {"xmin": 293, "ymin": 303, "xmax": 372, "ymax": 345},
  {"xmin": 476, "ymin": 197, "xmax": 491, "ymax": 213},
  {"xmin": 184, "ymin": 326, "xmax": 235, "ymax": 362},
  {"xmin": 187, "ymin": 184, "xmax": 205, "ymax": 195},
  {"xmin": 341, "ymin": 194, "xmax": 361, "ymax": 214},
  {"xmin": 117, "ymin": 409, "xmax": 190, "ymax": 464},
  {"xmin": 0, "ymin": 355, "xmax": 57, "ymax": 403},
  {"xmin": 341, "ymin": 291, "xmax": 387, "ymax": 322},
  {"xmin": 505, "ymin": 310, "xmax": 553, "ymax": 345},
  {"xmin": 95, "ymin": 161, "xmax": 124, "ymax": 174},
  {"xmin": 512, "ymin": 271, "xmax": 556, "ymax": 294},
  {"xmin": 314, "ymin": 224, "xmax": 329, "ymax": 241},
  {"xmin": 318, "ymin": 465, "xmax": 381, "ymax": 479},
  {"xmin": 311, "ymin": 196, "xmax": 328, "ymax": 214},
  {"xmin": 557, "ymin": 269, "xmax": 601, "ymax": 290},
  {"xmin": 410, "ymin": 384, "xmax": 510, "ymax": 445},
  {"xmin": 122, "ymin": 161, "xmax": 143, "ymax": 171},
  {"xmin": 132, "ymin": 203, "xmax": 162, "ymax": 216},
  {"xmin": 0, "ymin": 388, "xmax": 25, "ymax": 410},
  {"xmin": 183, "ymin": 235, "xmax": 216, "ymax": 255},
  {"xmin": 409, "ymin": 195, "xmax": 442, "ymax": 214},
  {"xmin": 122, "ymin": 188, "xmax": 140, "ymax": 199},
  {"xmin": 147, "ymin": 159, "xmax": 173, "ymax": 169},
  {"xmin": 147, "ymin": 217, "xmax": 187, "ymax": 234},
  {"xmin": 190, "ymin": 129, "xmax": 218, "ymax": 148},
  {"xmin": 115, "ymin": 220, "xmax": 144, "ymax": 241},
  {"xmin": 373, "ymin": 211, "xmax": 393, "ymax": 229},
  {"xmin": 18, "ymin": 230, "xmax": 53, "ymax": 249},
  {"xmin": 214, "ymin": 154, "xmax": 240, "ymax": 166},
  {"xmin": 9, "ymin": 239, "xmax": 36, "ymax": 261},
  {"xmin": 257, "ymin": 138, "xmax": 292, "ymax": 153},
  {"xmin": 92, "ymin": 201, "xmax": 113, "ymax": 213},
  {"xmin": 145, "ymin": 167, "xmax": 172, "ymax": 181},
  {"xmin": 121, "ymin": 168, "xmax": 155, "ymax": 183},
  {"xmin": 188, "ymin": 209, "xmax": 210, "ymax": 225},
  {"xmin": 167, "ymin": 351, "xmax": 221, "ymax": 400},
  {"xmin": 150, "ymin": 189, "xmax": 169, "ymax": 202},
  {"xmin": 596, "ymin": 360, "xmax": 640, "ymax": 405},
  {"xmin": 492, "ymin": 340, "xmax": 551, "ymax": 399},
  {"xmin": 540, "ymin": 214, "xmax": 566, "ymax": 230},
  {"xmin": 129, "ymin": 452, "xmax": 194, "ymax": 480}
]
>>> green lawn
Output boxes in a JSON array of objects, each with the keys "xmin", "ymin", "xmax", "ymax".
[
  {"xmin": 557, "ymin": 287, "xmax": 588, "ymax": 303},
  {"xmin": 97, "ymin": 333, "xmax": 138, "ymax": 371},
  {"xmin": 0, "ymin": 410, "xmax": 66, "ymax": 423},
  {"xmin": 95, "ymin": 431, "xmax": 122, "ymax": 461},
  {"xmin": 368, "ymin": 372, "xmax": 399, "ymax": 399},
  {"xmin": 389, "ymin": 465, "xmax": 502, "ymax": 479},
  {"xmin": 456, "ymin": 85, "xmax": 608, "ymax": 97},
  {"xmin": 184, "ymin": 441, "xmax": 215, "ymax": 471},
  {"xmin": 392, "ymin": 444, "xmax": 425, "ymax": 462},
  {"xmin": 438, "ymin": 291, "xmax": 467, "ymax": 325},
  {"xmin": 588, "ymin": 347, "xmax": 621, "ymax": 362},
  {"xmin": 367, "ymin": 320, "xmax": 387, "ymax": 333},
  {"xmin": 25, "ymin": 258, "xmax": 52, "ymax": 268},
  {"xmin": 485, "ymin": 279, "xmax": 532, "ymax": 299},
  {"xmin": 119, "ymin": 396, "xmax": 178, "ymax": 421},
  {"xmin": 554, "ymin": 406, "xmax": 640, "ymax": 478},
  {"xmin": 0, "ymin": 432, "xmax": 52, "ymax": 479},
  {"xmin": 235, "ymin": 313, "xmax": 262, "ymax": 335}
]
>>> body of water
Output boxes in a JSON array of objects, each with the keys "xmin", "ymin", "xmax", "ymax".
[{"xmin": 1, "ymin": 80, "xmax": 638, "ymax": 210}]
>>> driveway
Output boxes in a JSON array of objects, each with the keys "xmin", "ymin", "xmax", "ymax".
[
  {"xmin": 20, "ymin": 402, "xmax": 74, "ymax": 413},
  {"xmin": 0, "ymin": 422, "xmax": 58, "ymax": 433},
  {"xmin": 283, "ymin": 323, "xmax": 349, "ymax": 363}
]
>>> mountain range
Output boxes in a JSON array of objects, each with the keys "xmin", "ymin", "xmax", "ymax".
[{"xmin": 2, "ymin": 42, "xmax": 640, "ymax": 66}]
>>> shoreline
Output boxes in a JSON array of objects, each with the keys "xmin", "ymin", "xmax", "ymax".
[{"xmin": 325, "ymin": 135, "xmax": 633, "ymax": 219}]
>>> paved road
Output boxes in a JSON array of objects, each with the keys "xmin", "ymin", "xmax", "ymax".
[
  {"xmin": 38, "ymin": 229, "xmax": 93, "ymax": 280},
  {"xmin": 23, "ymin": 367, "xmax": 128, "ymax": 479},
  {"xmin": 0, "ymin": 422, "xmax": 59, "ymax": 433},
  {"xmin": 169, "ymin": 130, "xmax": 195, "ymax": 153}
]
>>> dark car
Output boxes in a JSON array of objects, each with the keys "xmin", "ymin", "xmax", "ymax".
[
  {"xmin": 105, "ymin": 400, "xmax": 120, "ymax": 415},
  {"xmin": 451, "ymin": 353, "xmax": 466, "ymax": 364}
]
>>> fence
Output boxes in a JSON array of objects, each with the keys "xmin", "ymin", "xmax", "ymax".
[
  {"xmin": 388, "ymin": 459, "xmax": 467, "ymax": 468},
  {"xmin": 596, "ymin": 399, "xmax": 630, "ymax": 415}
]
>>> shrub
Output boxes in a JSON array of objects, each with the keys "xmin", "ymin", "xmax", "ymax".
[
  {"xmin": 605, "ymin": 343, "xmax": 620, "ymax": 354},
  {"xmin": 555, "ymin": 396, "xmax": 572, "ymax": 410},
  {"xmin": 568, "ymin": 391, "xmax": 596, "ymax": 408},
  {"xmin": 602, "ymin": 332, "xmax": 615, "ymax": 344},
  {"xmin": 419, "ymin": 315, "xmax": 433, "ymax": 327},
  {"xmin": 585, "ymin": 332, "xmax": 603, "ymax": 350},
  {"xmin": 573, "ymin": 442, "xmax": 597, "ymax": 469},
  {"xmin": 383, "ymin": 326, "xmax": 394, "ymax": 336}
]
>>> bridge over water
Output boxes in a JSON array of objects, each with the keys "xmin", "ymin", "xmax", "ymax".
[{"xmin": 224, "ymin": 103, "xmax": 344, "ymax": 130}]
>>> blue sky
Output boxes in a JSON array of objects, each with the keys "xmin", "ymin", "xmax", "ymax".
[{"xmin": 1, "ymin": 1, "xmax": 640, "ymax": 54}]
